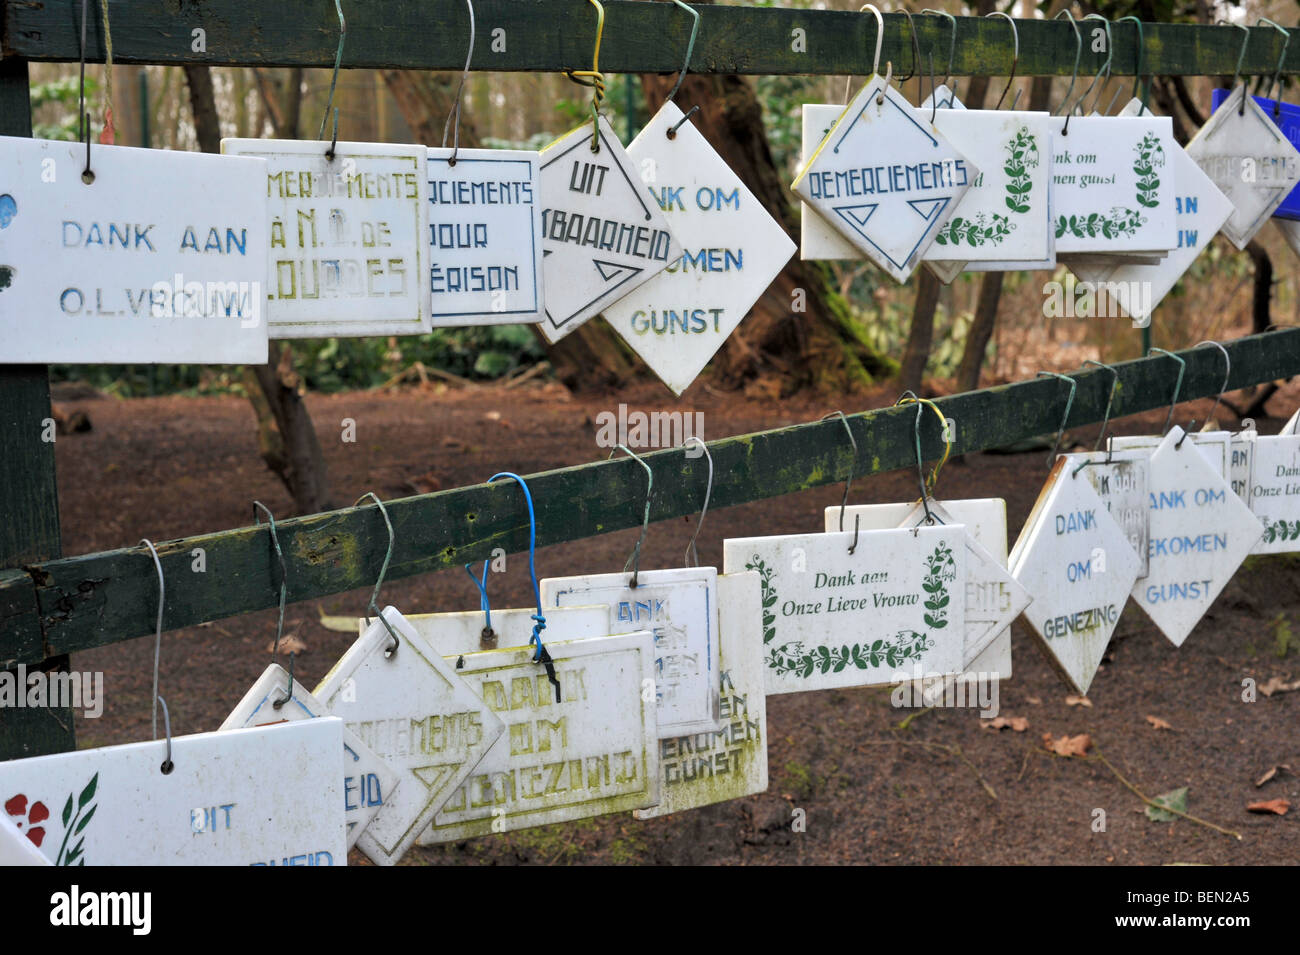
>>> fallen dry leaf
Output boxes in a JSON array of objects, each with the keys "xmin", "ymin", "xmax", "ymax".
[
  {"xmin": 1026, "ymin": 696, "xmax": 1042, "ymax": 705},
  {"xmin": 484, "ymin": 411, "xmax": 501, "ymax": 421},
  {"xmin": 1042, "ymin": 732, "xmax": 1092, "ymax": 757},
  {"xmin": 1146, "ymin": 715, "xmax": 1173, "ymax": 731},
  {"xmin": 266, "ymin": 632, "xmax": 308, "ymax": 656},
  {"xmin": 1246, "ymin": 799, "xmax": 1290, "ymax": 816},
  {"xmin": 1065, "ymin": 695, "xmax": 1092, "ymax": 708},
  {"xmin": 983, "ymin": 716, "xmax": 1030, "ymax": 732},
  {"xmin": 1259, "ymin": 675, "xmax": 1300, "ymax": 698},
  {"xmin": 1255, "ymin": 764, "xmax": 1292, "ymax": 788}
]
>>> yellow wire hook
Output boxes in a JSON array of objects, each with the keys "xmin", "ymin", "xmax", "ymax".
[{"xmin": 564, "ymin": 0, "xmax": 607, "ymax": 152}]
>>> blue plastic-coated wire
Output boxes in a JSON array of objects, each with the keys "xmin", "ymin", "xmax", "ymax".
[
  {"xmin": 488, "ymin": 472, "xmax": 546, "ymax": 660},
  {"xmin": 464, "ymin": 559, "xmax": 492, "ymax": 633}
]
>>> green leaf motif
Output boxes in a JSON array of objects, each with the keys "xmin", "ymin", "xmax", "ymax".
[
  {"xmin": 79, "ymin": 772, "xmax": 98, "ymax": 809},
  {"xmin": 61, "ymin": 793, "xmax": 73, "ymax": 828}
]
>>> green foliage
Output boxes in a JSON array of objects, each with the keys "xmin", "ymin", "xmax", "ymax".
[
  {"xmin": 50, "ymin": 326, "xmax": 545, "ymax": 397},
  {"xmin": 30, "ymin": 75, "xmax": 97, "ymax": 141},
  {"xmin": 1145, "ymin": 786, "xmax": 1188, "ymax": 823}
]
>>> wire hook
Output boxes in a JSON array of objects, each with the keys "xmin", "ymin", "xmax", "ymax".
[
  {"xmin": 1052, "ymin": 10, "xmax": 1082, "ymax": 123},
  {"xmin": 819, "ymin": 411, "xmax": 861, "ymax": 552},
  {"xmin": 319, "ymin": 0, "xmax": 346, "ymax": 159},
  {"xmin": 442, "ymin": 0, "xmax": 476, "ymax": 165},
  {"xmin": 986, "ymin": 11, "xmax": 1019, "ymax": 110},
  {"xmin": 464, "ymin": 559, "xmax": 494, "ymax": 645},
  {"xmin": 78, "ymin": 0, "xmax": 95, "ymax": 184},
  {"xmin": 920, "ymin": 9, "xmax": 956, "ymax": 93},
  {"xmin": 157, "ymin": 695, "xmax": 174, "ymax": 774},
  {"xmin": 1194, "ymin": 340, "xmax": 1232, "ymax": 428},
  {"xmin": 682, "ymin": 437, "xmax": 713, "ymax": 568},
  {"xmin": 1116, "ymin": 15, "xmax": 1149, "ymax": 114},
  {"xmin": 272, "ymin": 651, "xmax": 296, "ymax": 711},
  {"xmin": 565, "ymin": 0, "xmax": 607, "ymax": 152},
  {"xmin": 1036, "ymin": 372, "xmax": 1077, "ymax": 468},
  {"xmin": 1072, "ymin": 360, "xmax": 1120, "ymax": 477},
  {"xmin": 355, "ymin": 492, "xmax": 399, "ymax": 656},
  {"xmin": 1148, "ymin": 347, "xmax": 1186, "ymax": 438},
  {"xmin": 665, "ymin": 0, "xmax": 701, "ymax": 106},
  {"xmin": 1257, "ymin": 18, "xmax": 1291, "ymax": 119},
  {"xmin": 607, "ymin": 446, "xmax": 653, "ymax": 588},
  {"xmin": 141, "ymin": 538, "xmax": 166, "ymax": 741},
  {"xmin": 847, "ymin": 4, "xmax": 890, "ymax": 104},
  {"xmin": 486, "ymin": 472, "xmax": 549, "ymax": 661}
]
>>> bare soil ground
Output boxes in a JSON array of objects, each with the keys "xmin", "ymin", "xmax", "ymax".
[{"xmin": 56, "ymin": 377, "xmax": 1300, "ymax": 865}]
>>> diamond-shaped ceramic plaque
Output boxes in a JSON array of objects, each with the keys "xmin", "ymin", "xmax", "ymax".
[
  {"xmin": 418, "ymin": 632, "xmax": 659, "ymax": 843},
  {"xmin": 220, "ymin": 662, "xmax": 400, "ymax": 850},
  {"xmin": 541, "ymin": 566, "xmax": 722, "ymax": 735},
  {"xmin": 1185, "ymin": 85, "xmax": 1300, "ymax": 249},
  {"xmin": 791, "ymin": 78, "xmax": 977, "ymax": 281},
  {"xmin": 1246, "ymin": 434, "xmax": 1300, "ymax": 554},
  {"xmin": 314, "ymin": 607, "xmax": 504, "ymax": 866},
  {"xmin": 537, "ymin": 115, "xmax": 682, "ymax": 342},
  {"xmin": 1131, "ymin": 428, "xmax": 1264, "ymax": 646},
  {"xmin": 723, "ymin": 525, "xmax": 965, "ymax": 694},
  {"xmin": 1009, "ymin": 459, "xmax": 1142, "ymax": 694},
  {"xmin": 828, "ymin": 498, "xmax": 1013, "ymax": 678},
  {"xmin": 799, "ymin": 104, "xmax": 866, "ymax": 262},
  {"xmin": 602, "ymin": 102, "xmax": 796, "ymax": 395},
  {"xmin": 1060, "ymin": 451, "xmax": 1151, "ymax": 578},
  {"xmin": 634, "ymin": 571, "xmax": 768, "ymax": 819},
  {"xmin": 1073, "ymin": 99, "xmax": 1234, "ymax": 326},
  {"xmin": 1050, "ymin": 116, "xmax": 1178, "ymax": 254},
  {"xmin": 221, "ymin": 138, "xmax": 428, "ymax": 338},
  {"xmin": 824, "ymin": 500, "xmax": 1028, "ymax": 669},
  {"xmin": 425, "ymin": 146, "xmax": 544, "ymax": 325}
]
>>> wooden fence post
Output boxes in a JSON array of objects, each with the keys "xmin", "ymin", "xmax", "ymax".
[{"xmin": 0, "ymin": 55, "xmax": 76, "ymax": 760}]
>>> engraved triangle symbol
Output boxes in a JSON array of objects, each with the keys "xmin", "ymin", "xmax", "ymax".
[
  {"xmin": 594, "ymin": 259, "xmax": 642, "ymax": 282},
  {"xmin": 906, "ymin": 198, "xmax": 949, "ymax": 222},
  {"xmin": 411, "ymin": 763, "xmax": 462, "ymax": 792}
]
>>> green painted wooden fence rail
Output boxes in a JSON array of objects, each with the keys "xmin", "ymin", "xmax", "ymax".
[
  {"xmin": 6, "ymin": 3, "xmax": 1300, "ymax": 78},
  {"xmin": 3, "ymin": 328, "xmax": 1297, "ymax": 672}
]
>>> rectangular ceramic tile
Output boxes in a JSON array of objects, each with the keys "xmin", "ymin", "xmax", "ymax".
[
  {"xmin": 0, "ymin": 720, "xmax": 345, "ymax": 865},
  {"xmin": 0, "ymin": 136, "xmax": 267, "ymax": 363},
  {"xmin": 1049, "ymin": 116, "xmax": 1178, "ymax": 253},
  {"xmin": 723, "ymin": 525, "xmax": 966, "ymax": 694},
  {"xmin": 635, "ymin": 572, "xmax": 768, "ymax": 819},
  {"xmin": 827, "ymin": 498, "xmax": 1013, "ymax": 678},
  {"xmin": 1247, "ymin": 434, "xmax": 1300, "ymax": 553},
  {"xmin": 418, "ymin": 632, "xmax": 659, "ymax": 842},
  {"xmin": 541, "ymin": 567, "xmax": 722, "ymax": 735},
  {"xmin": 222, "ymin": 138, "xmax": 428, "ymax": 338},
  {"xmin": 425, "ymin": 146, "xmax": 544, "ymax": 325}
]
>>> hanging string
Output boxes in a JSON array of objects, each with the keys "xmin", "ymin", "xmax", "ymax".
[{"xmin": 98, "ymin": 0, "xmax": 115, "ymax": 143}]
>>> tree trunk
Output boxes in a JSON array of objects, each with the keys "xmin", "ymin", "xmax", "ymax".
[
  {"xmin": 957, "ymin": 271, "xmax": 1004, "ymax": 392},
  {"xmin": 184, "ymin": 64, "xmax": 333, "ymax": 514},
  {"xmin": 899, "ymin": 270, "xmax": 940, "ymax": 394}
]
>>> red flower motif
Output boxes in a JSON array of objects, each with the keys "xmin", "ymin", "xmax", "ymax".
[{"xmin": 5, "ymin": 793, "xmax": 49, "ymax": 848}]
